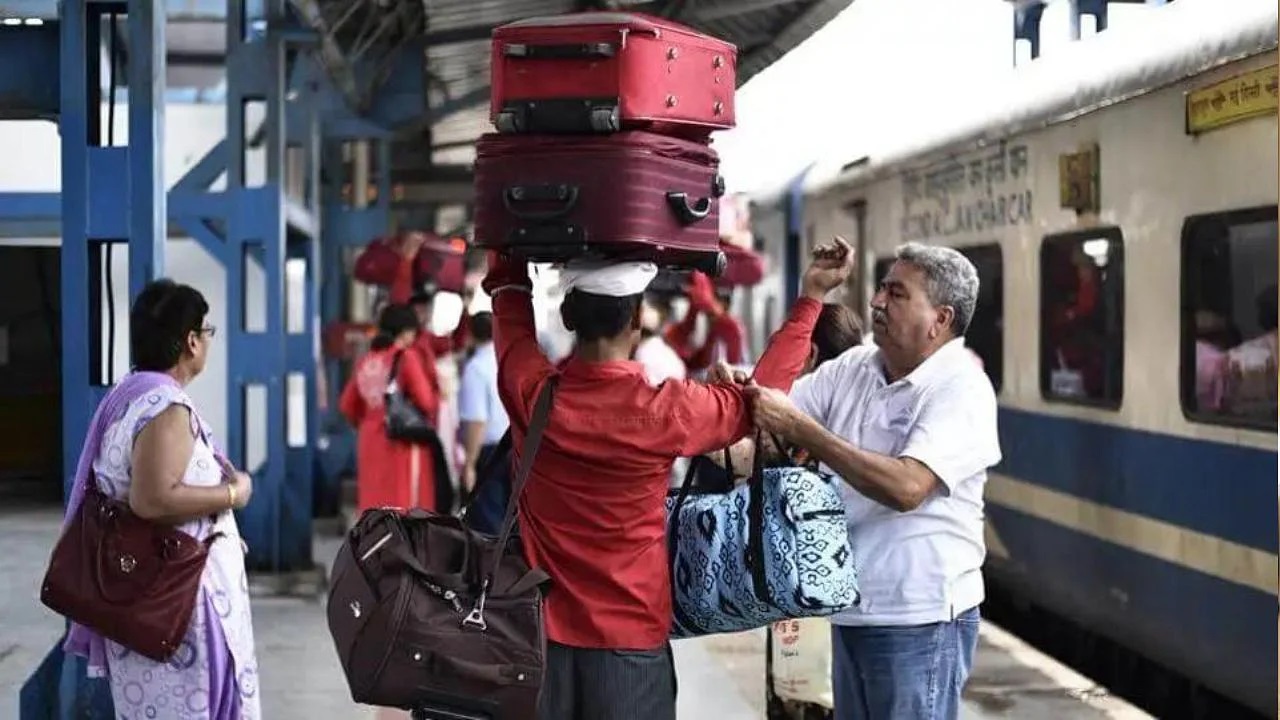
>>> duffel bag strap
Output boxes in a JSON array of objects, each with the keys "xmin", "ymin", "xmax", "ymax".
[{"xmin": 463, "ymin": 376, "xmax": 558, "ymax": 631}]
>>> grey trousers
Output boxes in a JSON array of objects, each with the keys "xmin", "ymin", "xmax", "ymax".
[{"xmin": 537, "ymin": 641, "xmax": 678, "ymax": 720}]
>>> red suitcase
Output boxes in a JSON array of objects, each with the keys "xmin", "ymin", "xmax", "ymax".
[
  {"xmin": 717, "ymin": 240, "xmax": 766, "ymax": 287},
  {"xmin": 411, "ymin": 233, "xmax": 467, "ymax": 294},
  {"xmin": 490, "ymin": 12, "xmax": 737, "ymax": 137},
  {"xmin": 353, "ymin": 236, "xmax": 406, "ymax": 286},
  {"xmin": 473, "ymin": 130, "xmax": 726, "ymax": 274}
]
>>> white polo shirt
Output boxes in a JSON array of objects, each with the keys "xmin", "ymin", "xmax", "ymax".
[{"xmin": 791, "ymin": 338, "xmax": 1001, "ymax": 626}]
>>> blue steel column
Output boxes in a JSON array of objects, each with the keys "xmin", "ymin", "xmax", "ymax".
[
  {"xmin": 224, "ymin": 0, "xmax": 314, "ymax": 573},
  {"xmin": 126, "ymin": 0, "xmax": 166, "ymax": 298},
  {"xmin": 58, "ymin": 0, "xmax": 100, "ymax": 493},
  {"xmin": 23, "ymin": 0, "xmax": 165, "ymax": 716},
  {"xmin": 285, "ymin": 69, "xmax": 322, "ymax": 546}
]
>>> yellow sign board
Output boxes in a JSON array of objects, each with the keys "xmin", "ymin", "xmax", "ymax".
[{"xmin": 1186, "ymin": 64, "xmax": 1279, "ymax": 134}]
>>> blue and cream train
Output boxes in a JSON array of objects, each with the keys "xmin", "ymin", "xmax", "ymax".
[{"xmin": 745, "ymin": 1, "xmax": 1278, "ymax": 714}]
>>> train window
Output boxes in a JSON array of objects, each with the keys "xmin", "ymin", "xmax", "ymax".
[
  {"xmin": 956, "ymin": 244, "xmax": 1004, "ymax": 392},
  {"xmin": 1039, "ymin": 228, "xmax": 1125, "ymax": 408},
  {"xmin": 1179, "ymin": 206, "xmax": 1278, "ymax": 431}
]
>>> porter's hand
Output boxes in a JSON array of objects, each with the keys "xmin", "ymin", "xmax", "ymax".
[
  {"xmin": 707, "ymin": 360, "xmax": 748, "ymax": 386},
  {"xmin": 745, "ymin": 383, "xmax": 803, "ymax": 440}
]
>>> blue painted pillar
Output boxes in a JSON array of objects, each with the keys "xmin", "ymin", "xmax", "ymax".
[
  {"xmin": 27, "ymin": 1, "xmax": 166, "ymax": 716},
  {"xmin": 126, "ymin": 0, "xmax": 166, "ymax": 299},
  {"xmin": 224, "ymin": 0, "xmax": 314, "ymax": 572}
]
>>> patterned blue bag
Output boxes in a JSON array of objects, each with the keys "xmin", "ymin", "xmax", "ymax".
[{"xmin": 666, "ymin": 445, "xmax": 860, "ymax": 638}]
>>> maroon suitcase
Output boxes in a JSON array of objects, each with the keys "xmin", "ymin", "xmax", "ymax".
[
  {"xmin": 490, "ymin": 12, "xmax": 737, "ymax": 137},
  {"xmin": 473, "ymin": 130, "xmax": 726, "ymax": 275}
]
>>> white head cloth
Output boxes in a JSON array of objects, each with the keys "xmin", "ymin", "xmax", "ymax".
[{"xmin": 558, "ymin": 260, "xmax": 658, "ymax": 297}]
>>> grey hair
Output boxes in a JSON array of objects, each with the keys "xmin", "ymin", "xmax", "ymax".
[{"xmin": 894, "ymin": 242, "xmax": 980, "ymax": 336}]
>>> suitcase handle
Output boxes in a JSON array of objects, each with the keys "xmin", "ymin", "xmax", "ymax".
[
  {"xmin": 502, "ymin": 42, "xmax": 616, "ymax": 59},
  {"xmin": 503, "ymin": 184, "xmax": 580, "ymax": 221},
  {"xmin": 665, "ymin": 191, "xmax": 712, "ymax": 225}
]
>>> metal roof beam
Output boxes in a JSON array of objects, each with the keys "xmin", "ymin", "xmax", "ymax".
[
  {"xmin": 0, "ymin": 0, "xmax": 237, "ymax": 22},
  {"xmin": 692, "ymin": 0, "xmax": 803, "ymax": 22},
  {"xmin": 423, "ymin": 22, "xmax": 498, "ymax": 45},
  {"xmin": 738, "ymin": 0, "xmax": 849, "ymax": 79}
]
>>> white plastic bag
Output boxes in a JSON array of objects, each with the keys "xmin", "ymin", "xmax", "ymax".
[{"xmin": 770, "ymin": 617, "xmax": 835, "ymax": 708}]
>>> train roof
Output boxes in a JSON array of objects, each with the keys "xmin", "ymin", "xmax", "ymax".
[{"xmin": 804, "ymin": 0, "xmax": 1279, "ymax": 196}]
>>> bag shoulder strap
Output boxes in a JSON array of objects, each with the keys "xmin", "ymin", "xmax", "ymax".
[
  {"xmin": 485, "ymin": 376, "xmax": 557, "ymax": 585},
  {"xmin": 387, "ymin": 350, "xmax": 404, "ymax": 383}
]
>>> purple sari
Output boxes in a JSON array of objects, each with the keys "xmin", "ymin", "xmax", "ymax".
[{"xmin": 60, "ymin": 371, "xmax": 243, "ymax": 719}]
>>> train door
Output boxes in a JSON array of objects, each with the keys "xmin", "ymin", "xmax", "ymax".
[
  {"xmin": 0, "ymin": 244, "xmax": 61, "ymax": 503},
  {"xmin": 842, "ymin": 200, "xmax": 868, "ymax": 316}
]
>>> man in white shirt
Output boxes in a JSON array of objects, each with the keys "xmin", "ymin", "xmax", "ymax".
[{"xmin": 746, "ymin": 242, "xmax": 1001, "ymax": 720}]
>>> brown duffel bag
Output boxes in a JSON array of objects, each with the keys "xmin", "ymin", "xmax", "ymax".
[{"xmin": 327, "ymin": 379, "xmax": 556, "ymax": 719}]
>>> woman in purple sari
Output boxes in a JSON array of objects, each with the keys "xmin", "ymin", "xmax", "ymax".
[{"xmin": 60, "ymin": 279, "xmax": 261, "ymax": 719}]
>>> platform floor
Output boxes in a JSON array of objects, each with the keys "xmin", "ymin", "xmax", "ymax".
[{"xmin": 1, "ymin": 507, "xmax": 1149, "ymax": 719}]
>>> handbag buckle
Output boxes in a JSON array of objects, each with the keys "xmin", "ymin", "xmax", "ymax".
[
  {"xmin": 462, "ymin": 607, "xmax": 487, "ymax": 631},
  {"xmin": 462, "ymin": 581, "xmax": 489, "ymax": 631}
]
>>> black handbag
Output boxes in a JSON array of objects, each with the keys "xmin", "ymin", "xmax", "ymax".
[
  {"xmin": 384, "ymin": 350, "xmax": 438, "ymax": 444},
  {"xmin": 384, "ymin": 350, "xmax": 457, "ymax": 514}
]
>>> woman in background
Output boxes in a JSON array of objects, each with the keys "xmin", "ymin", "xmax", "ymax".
[{"xmin": 340, "ymin": 304, "xmax": 441, "ymax": 513}]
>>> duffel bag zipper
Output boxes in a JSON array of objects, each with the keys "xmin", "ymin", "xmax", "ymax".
[
  {"xmin": 799, "ymin": 509, "xmax": 844, "ymax": 520},
  {"xmin": 419, "ymin": 578, "xmax": 464, "ymax": 613}
]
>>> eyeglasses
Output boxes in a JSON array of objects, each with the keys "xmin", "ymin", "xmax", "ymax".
[{"xmin": 200, "ymin": 324, "xmax": 217, "ymax": 338}]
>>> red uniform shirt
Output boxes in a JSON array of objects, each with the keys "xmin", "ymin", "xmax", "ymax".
[{"xmin": 491, "ymin": 287, "xmax": 820, "ymax": 649}]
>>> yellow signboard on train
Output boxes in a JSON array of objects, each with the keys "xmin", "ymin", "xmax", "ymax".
[{"xmin": 1185, "ymin": 63, "xmax": 1278, "ymax": 134}]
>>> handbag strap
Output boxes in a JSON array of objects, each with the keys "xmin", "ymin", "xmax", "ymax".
[
  {"xmin": 745, "ymin": 429, "xmax": 775, "ymax": 606},
  {"xmin": 386, "ymin": 350, "xmax": 404, "ymax": 386},
  {"xmin": 669, "ymin": 446, "xmax": 734, "ymax": 521},
  {"xmin": 463, "ymin": 376, "xmax": 557, "ymax": 630}
]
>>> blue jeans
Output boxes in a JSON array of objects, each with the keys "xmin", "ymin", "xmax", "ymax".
[{"xmin": 831, "ymin": 607, "xmax": 980, "ymax": 720}]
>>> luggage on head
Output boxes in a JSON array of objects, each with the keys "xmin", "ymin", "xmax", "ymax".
[
  {"xmin": 490, "ymin": 12, "xmax": 737, "ymax": 138},
  {"xmin": 353, "ymin": 235, "xmax": 408, "ymax": 287},
  {"xmin": 472, "ymin": 130, "xmax": 727, "ymax": 274},
  {"xmin": 412, "ymin": 232, "xmax": 468, "ymax": 295},
  {"xmin": 352, "ymin": 232, "xmax": 468, "ymax": 293},
  {"xmin": 326, "ymin": 380, "xmax": 557, "ymax": 720}
]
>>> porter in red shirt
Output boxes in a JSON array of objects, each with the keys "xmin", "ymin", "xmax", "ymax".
[{"xmin": 485, "ymin": 258, "xmax": 821, "ymax": 650}]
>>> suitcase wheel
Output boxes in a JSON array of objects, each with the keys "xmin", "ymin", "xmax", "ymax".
[
  {"xmin": 495, "ymin": 109, "xmax": 524, "ymax": 134},
  {"xmin": 692, "ymin": 251, "xmax": 727, "ymax": 277},
  {"xmin": 712, "ymin": 174, "xmax": 726, "ymax": 198},
  {"xmin": 589, "ymin": 106, "xmax": 620, "ymax": 133}
]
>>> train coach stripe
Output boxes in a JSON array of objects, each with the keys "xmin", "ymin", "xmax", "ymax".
[
  {"xmin": 986, "ymin": 472, "xmax": 1278, "ymax": 596},
  {"xmin": 996, "ymin": 408, "xmax": 1278, "ymax": 552}
]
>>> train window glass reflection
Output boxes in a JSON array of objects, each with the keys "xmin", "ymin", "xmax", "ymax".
[
  {"xmin": 1039, "ymin": 228, "xmax": 1125, "ymax": 408},
  {"xmin": 956, "ymin": 244, "xmax": 1004, "ymax": 392},
  {"xmin": 1180, "ymin": 206, "xmax": 1278, "ymax": 431}
]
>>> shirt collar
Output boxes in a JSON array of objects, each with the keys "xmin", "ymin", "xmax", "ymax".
[
  {"xmin": 876, "ymin": 337, "xmax": 967, "ymax": 387},
  {"xmin": 560, "ymin": 355, "xmax": 647, "ymax": 380}
]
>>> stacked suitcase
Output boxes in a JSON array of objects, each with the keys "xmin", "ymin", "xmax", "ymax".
[{"xmin": 473, "ymin": 12, "xmax": 738, "ymax": 276}]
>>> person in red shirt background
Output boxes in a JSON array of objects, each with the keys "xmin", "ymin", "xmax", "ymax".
[
  {"xmin": 388, "ymin": 230, "xmax": 472, "ymax": 363},
  {"xmin": 664, "ymin": 270, "xmax": 748, "ymax": 375},
  {"xmin": 482, "ymin": 238, "xmax": 855, "ymax": 720},
  {"xmin": 337, "ymin": 304, "xmax": 440, "ymax": 514}
]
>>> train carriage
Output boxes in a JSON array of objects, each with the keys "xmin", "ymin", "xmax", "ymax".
[{"xmin": 754, "ymin": 1, "xmax": 1279, "ymax": 715}]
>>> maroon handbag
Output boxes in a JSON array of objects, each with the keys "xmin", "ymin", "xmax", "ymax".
[{"xmin": 40, "ymin": 480, "xmax": 220, "ymax": 662}]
